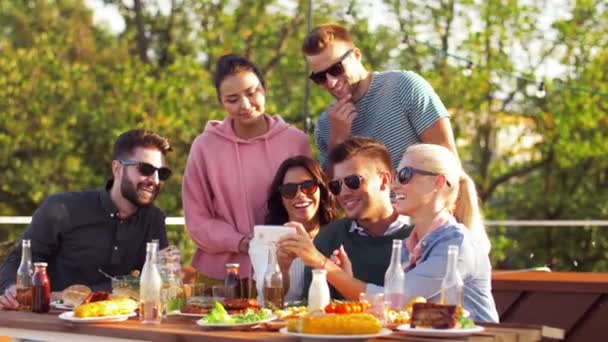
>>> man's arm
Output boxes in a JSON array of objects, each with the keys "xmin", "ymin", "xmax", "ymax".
[
  {"xmin": 419, "ymin": 118, "xmax": 460, "ymax": 162},
  {"xmin": 0, "ymin": 243, "xmax": 21, "ymax": 293}
]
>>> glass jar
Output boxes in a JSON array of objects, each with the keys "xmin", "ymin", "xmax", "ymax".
[{"xmin": 307, "ymin": 269, "xmax": 330, "ymax": 312}]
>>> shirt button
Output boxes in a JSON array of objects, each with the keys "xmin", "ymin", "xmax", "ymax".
[
  {"xmin": 109, "ymin": 213, "xmax": 115, "ymax": 218},
  {"xmin": 114, "ymin": 246, "xmax": 118, "ymax": 251}
]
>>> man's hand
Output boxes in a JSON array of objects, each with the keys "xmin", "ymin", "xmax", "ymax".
[
  {"xmin": 329, "ymin": 245, "xmax": 353, "ymax": 276},
  {"xmin": 279, "ymin": 222, "xmax": 327, "ymax": 269},
  {"xmin": 0, "ymin": 285, "xmax": 19, "ymax": 310},
  {"xmin": 327, "ymin": 94, "xmax": 357, "ymax": 149}
]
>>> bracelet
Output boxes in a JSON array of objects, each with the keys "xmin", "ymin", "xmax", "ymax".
[{"xmin": 319, "ymin": 256, "xmax": 328, "ymax": 270}]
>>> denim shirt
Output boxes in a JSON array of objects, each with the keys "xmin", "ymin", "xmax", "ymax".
[{"xmin": 367, "ymin": 218, "xmax": 499, "ymax": 322}]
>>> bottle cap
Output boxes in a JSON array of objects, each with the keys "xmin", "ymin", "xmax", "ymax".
[
  {"xmin": 33, "ymin": 262, "xmax": 48, "ymax": 267},
  {"xmin": 225, "ymin": 263, "xmax": 240, "ymax": 268}
]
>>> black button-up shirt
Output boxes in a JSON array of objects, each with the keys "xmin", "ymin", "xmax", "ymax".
[{"xmin": 0, "ymin": 181, "xmax": 167, "ymax": 292}]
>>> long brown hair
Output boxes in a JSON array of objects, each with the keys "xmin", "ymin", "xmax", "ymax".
[{"xmin": 266, "ymin": 156, "xmax": 337, "ymax": 226}]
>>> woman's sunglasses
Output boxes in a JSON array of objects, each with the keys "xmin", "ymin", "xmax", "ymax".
[
  {"xmin": 309, "ymin": 49, "xmax": 354, "ymax": 85},
  {"xmin": 119, "ymin": 160, "xmax": 172, "ymax": 181},
  {"xmin": 396, "ymin": 166, "xmax": 451, "ymax": 187},
  {"xmin": 278, "ymin": 180, "xmax": 319, "ymax": 199},
  {"xmin": 328, "ymin": 174, "xmax": 364, "ymax": 196}
]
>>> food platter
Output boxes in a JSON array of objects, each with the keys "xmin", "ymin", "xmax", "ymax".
[
  {"xmin": 279, "ymin": 327, "xmax": 392, "ymax": 340},
  {"xmin": 58, "ymin": 311, "xmax": 136, "ymax": 323},
  {"xmin": 396, "ymin": 324, "xmax": 485, "ymax": 337}
]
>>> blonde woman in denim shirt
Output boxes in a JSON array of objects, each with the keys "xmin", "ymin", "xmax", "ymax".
[
  {"xmin": 390, "ymin": 144, "xmax": 497, "ymax": 322},
  {"xmin": 315, "ymin": 144, "xmax": 498, "ymax": 322}
]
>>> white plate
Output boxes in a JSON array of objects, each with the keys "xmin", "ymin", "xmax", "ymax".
[
  {"xmin": 279, "ymin": 327, "xmax": 392, "ymax": 340},
  {"xmin": 396, "ymin": 324, "xmax": 484, "ymax": 337},
  {"xmin": 195, "ymin": 315, "xmax": 277, "ymax": 328},
  {"xmin": 175, "ymin": 311, "xmax": 206, "ymax": 318},
  {"xmin": 58, "ymin": 311, "xmax": 136, "ymax": 323},
  {"xmin": 51, "ymin": 301, "xmax": 74, "ymax": 310}
]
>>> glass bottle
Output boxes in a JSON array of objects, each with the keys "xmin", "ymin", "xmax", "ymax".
[
  {"xmin": 440, "ymin": 245, "xmax": 464, "ymax": 306},
  {"xmin": 16, "ymin": 239, "xmax": 33, "ymax": 311},
  {"xmin": 31, "ymin": 262, "xmax": 50, "ymax": 313},
  {"xmin": 384, "ymin": 239, "xmax": 406, "ymax": 310},
  {"xmin": 140, "ymin": 242, "xmax": 162, "ymax": 324},
  {"xmin": 224, "ymin": 263, "xmax": 241, "ymax": 299},
  {"xmin": 262, "ymin": 244, "xmax": 283, "ymax": 310},
  {"xmin": 307, "ymin": 269, "xmax": 330, "ymax": 312}
]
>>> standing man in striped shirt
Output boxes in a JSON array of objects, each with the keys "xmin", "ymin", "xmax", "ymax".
[{"xmin": 303, "ymin": 23, "xmax": 459, "ymax": 170}]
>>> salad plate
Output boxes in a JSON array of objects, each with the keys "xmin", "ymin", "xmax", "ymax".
[
  {"xmin": 279, "ymin": 327, "xmax": 392, "ymax": 340},
  {"xmin": 396, "ymin": 324, "xmax": 484, "ymax": 337},
  {"xmin": 195, "ymin": 301, "xmax": 275, "ymax": 328},
  {"xmin": 195, "ymin": 314, "xmax": 277, "ymax": 328}
]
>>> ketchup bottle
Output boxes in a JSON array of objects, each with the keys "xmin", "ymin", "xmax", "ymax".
[{"xmin": 32, "ymin": 262, "xmax": 51, "ymax": 313}]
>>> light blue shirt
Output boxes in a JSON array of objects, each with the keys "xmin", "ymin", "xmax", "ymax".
[{"xmin": 366, "ymin": 218, "xmax": 499, "ymax": 322}]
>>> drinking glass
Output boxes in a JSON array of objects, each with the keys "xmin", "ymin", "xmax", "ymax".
[
  {"xmin": 361, "ymin": 292, "xmax": 388, "ymax": 325},
  {"xmin": 182, "ymin": 283, "xmax": 206, "ymax": 298},
  {"xmin": 212, "ymin": 285, "xmax": 237, "ymax": 299}
]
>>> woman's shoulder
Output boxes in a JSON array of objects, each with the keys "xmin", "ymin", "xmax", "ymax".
[{"xmin": 422, "ymin": 222, "xmax": 469, "ymax": 255}]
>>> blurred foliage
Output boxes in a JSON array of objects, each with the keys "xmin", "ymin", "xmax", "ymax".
[{"xmin": 0, "ymin": 0, "xmax": 606, "ymax": 271}]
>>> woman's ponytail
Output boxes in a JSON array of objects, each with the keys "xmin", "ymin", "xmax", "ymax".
[{"xmin": 453, "ymin": 173, "xmax": 491, "ymax": 253}]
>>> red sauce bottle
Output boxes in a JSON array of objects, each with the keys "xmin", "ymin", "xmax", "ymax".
[{"xmin": 32, "ymin": 262, "xmax": 51, "ymax": 313}]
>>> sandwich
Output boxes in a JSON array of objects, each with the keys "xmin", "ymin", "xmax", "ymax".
[{"xmin": 60, "ymin": 285, "xmax": 92, "ymax": 307}]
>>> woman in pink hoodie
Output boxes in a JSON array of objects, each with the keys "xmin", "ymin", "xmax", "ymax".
[{"xmin": 182, "ymin": 54, "xmax": 312, "ymax": 286}]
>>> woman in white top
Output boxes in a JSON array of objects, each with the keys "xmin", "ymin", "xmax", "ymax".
[{"xmin": 265, "ymin": 156, "xmax": 338, "ymax": 301}]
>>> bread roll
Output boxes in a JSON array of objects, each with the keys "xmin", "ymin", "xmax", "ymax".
[
  {"xmin": 74, "ymin": 298, "xmax": 137, "ymax": 318},
  {"xmin": 61, "ymin": 285, "xmax": 91, "ymax": 307}
]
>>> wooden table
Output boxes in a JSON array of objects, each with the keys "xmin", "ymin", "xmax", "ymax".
[
  {"xmin": 0, "ymin": 309, "xmax": 563, "ymax": 342},
  {"xmin": 492, "ymin": 271, "xmax": 608, "ymax": 341}
]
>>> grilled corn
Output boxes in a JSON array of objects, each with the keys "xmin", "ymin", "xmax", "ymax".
[{"xmin": 288, "ymin": 313, "xmax": 382, "ymax": 335}]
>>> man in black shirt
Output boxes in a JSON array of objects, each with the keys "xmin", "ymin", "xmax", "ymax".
[{"xmin": 0, "ymin": 129, "xmax": 172, "ymax": 310}]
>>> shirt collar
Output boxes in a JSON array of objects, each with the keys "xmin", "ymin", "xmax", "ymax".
[
  {"xmin": 348, "ymin": 215, "xmax": 411, "ymax": 237},
  {"xmin": 100, "ymin": 179, "xmax": 121, "ymax": 219}
]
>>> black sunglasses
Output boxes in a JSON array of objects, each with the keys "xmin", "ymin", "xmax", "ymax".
[
  {"xmin": 328, "ymin": 174, "xmax": 364, "ymax": 196},
  {"xmin": 309, "ymin": 49, "xmax": 354, "ymax": 85},
  {"xmin": 119, "ymin": 160, "xmax": 172, "ymax": 181},
  {"xmin": 396, "ymin": 166, "xmax": 451, "ymax": 187},
  {"xmin": 278, "ymin": 180, "xmax": 319, "ymax": 199}
]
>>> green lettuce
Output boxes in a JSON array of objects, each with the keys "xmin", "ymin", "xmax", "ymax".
[{"xmin": 204, "ymin": 301, "xmax": 234, "ymax": 324}]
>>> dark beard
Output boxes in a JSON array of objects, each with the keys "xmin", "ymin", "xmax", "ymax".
[{"xmin": 120, "ymin": 177, "xmax": 158, "ymax": 207}]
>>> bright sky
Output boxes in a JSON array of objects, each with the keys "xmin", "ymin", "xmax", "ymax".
[{"xmin": 84, "ymin": 0, "xmax": 572, "ymax": 79}]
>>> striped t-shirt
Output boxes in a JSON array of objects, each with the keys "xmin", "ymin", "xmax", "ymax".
[{"xmin": 314, "ymin": 70, "xmax": 449, "ymax": 169}]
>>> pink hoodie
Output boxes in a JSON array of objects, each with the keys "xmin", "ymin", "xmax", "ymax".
[{"xmin": 182, "ymin": 115, "xmax": 312, "ymax": 279}]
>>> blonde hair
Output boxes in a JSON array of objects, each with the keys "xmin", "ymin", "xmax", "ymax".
[{"xmin": 403, "ymin": 144, "xmax": 491, "ymax": 253}]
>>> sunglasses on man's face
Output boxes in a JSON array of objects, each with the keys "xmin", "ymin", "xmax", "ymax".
[
  {"xmin": 119, "ymin": 160, "xmax": 172, "ymax": 181},
  {"xmin": 278, "ymin": 180, "xmax": 319, "ymax": 199},
  {"xmin": 309, "ymin": 49, "xmax": 354, "ymax": 85},
  {"xmin": 396, "ymin": 166, "xmax": 451, "ymax": 187},
  {"xmin": 328, "ymin": 174, "xmax": 365, "ymax": 196}
]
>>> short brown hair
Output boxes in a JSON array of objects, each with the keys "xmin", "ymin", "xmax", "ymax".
[
  {"xmin": 328, "ymin": 136, "xmax": 392, "ymax": 173},
  {"xmin": 113, "ymin": 129, "xmax": 172, "ymax": 160},
  {"xmin": 302, "ymin": 23, "xmax": 354, "ymax": 55}
]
